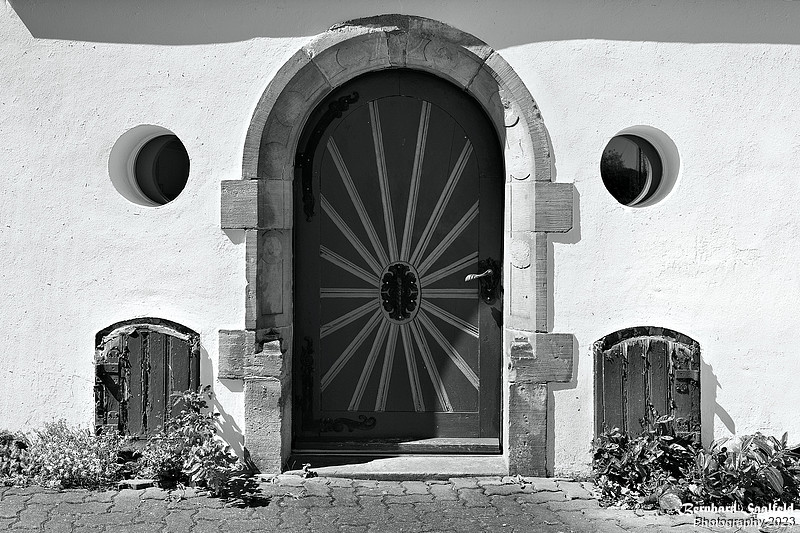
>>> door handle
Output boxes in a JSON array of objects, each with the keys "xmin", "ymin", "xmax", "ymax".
[
  {"xmin": 464, "ymin": 269, "xmax": 493, "ymax": 283},
  {"xmin": 464, "ymin": 258, "xmax": 501, "ymax": 305}
]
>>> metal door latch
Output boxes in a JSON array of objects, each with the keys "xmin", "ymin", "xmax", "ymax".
[{"xmin": 464, "ymin": 257, "xmax": 501, "ymax": 304}]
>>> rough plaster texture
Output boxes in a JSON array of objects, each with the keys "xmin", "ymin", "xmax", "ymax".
[{"xmin": 3, "ymin": 0, "xmax": 800, "ymax": 476}]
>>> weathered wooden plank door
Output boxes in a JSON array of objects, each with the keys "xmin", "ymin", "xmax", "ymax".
[
  {"xmin": 294, "ymin": 70, "xmax": 503, "ymax": 450},
  {"xmin": 95, "ymin": 324, "xmax": 199, "ymax": 436},
  {"xmin": 594, "ymin": 327, "xmax": 700, "ymax": 441}
]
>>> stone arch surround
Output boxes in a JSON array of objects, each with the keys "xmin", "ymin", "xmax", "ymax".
[{"xmin": 219, "ymin": 14, "xmax": 576, "ymax": 476}]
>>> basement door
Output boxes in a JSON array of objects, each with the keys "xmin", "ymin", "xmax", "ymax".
[{"xmin": 293, "ymin": 70, "xmax": 503, "ymax": 452}]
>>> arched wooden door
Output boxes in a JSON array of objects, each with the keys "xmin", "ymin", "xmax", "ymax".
[{"xmin": 294, "ymin": 70, "xmax": 503, "ymax": 452}]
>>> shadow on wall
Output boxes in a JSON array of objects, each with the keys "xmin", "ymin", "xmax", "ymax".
[
  {"xmin": 9, "ymin": 0, "xmax": 800, "ymax": 46},
  {"xmin": 701, "ymin": 358, "xmax": 735, "ymax": 446},
  {"xmin": 198, "ymin": 346, "xmax": 246, "ymax": 459},
  {"xmin": 547, "ymin": 336, "xmax": 579, "ymax": 477},
  {"xmin": 548, "ymin": 188, "xmax": 581, "ymax": 332},
  {"xmin": 214, "ymin": 379, "xmax": 246, "ymax": 459}
]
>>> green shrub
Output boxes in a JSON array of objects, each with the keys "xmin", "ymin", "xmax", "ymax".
[
  {"xmin": 26, "ymin": 421, "xmax": 124, "ymax": 489},
  {"xmin": 593, "ymin": 418, "xmax": 800, "ymax": 510},
  {"xmin": 139, "ymin": 386, "xmax": 240, "ymax": 494},
  {"xmin": 0, "ymin": 386, "xmax": 242, "ymax": 495},
  {"xmin": 592, "ymin": 414, "xmax": 701, "ymax": 508},
  {"xmin": 696, "ymin": 433, "xmax": 800, "ymax": 507},
  {"xmin": 0, "ymin": 431, "xmax": 32, "ymax": 486}
]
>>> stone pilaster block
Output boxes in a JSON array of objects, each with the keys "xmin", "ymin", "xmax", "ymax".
[
  {"xmin": 244, "ymin": 377, "xmax": 291, "ymax": 473},
  {"xmin": 507, "ymin": 382, "xmax": 548, "ymax": 476}
]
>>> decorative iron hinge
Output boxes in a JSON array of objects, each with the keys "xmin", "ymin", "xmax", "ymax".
[{"xmin": 296, "ymin": 91, "xmax": 359, "ymax": 221}]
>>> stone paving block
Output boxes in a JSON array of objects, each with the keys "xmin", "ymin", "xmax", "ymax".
[
  {"xmin": 116, "ymin": 488, "xmax": 144, "ymax": 501},
  {"xmin": 385, "ymin": 503, "xmax": 418, "ymax": 522},
  {"xmin": 367, "ymin": 522, "xmax": 421, "ymax": 533},
  {"xmin": 249, "ymin": 503, "xmax": 280, "ymax": 521},
  {"xmin": 576, "ymin": 519, "xmax": 631, "ymax": 533},
  {"xmin": 517, "ymin": 491, "xmax": 569, "ymax": 504},
  {"xmin": 328, "ymin": 487, "xmax": 359, "ymax": 507},
  {"xmin": 373, "ymin": 481, "xmax": 405, "ymax": 495},
  {"xmin": 0, "ymin": 501, "xmax": 24, "ymax": 519},
  {"xmin": 25, "ymin": 492, "xmax": 60, "ymax": 505},
  {"xmin": 162, "ymin": 512, "xmax": 194, "ymax": 533},
  {"xmin": 385, "ymin": 494, "xmax": 434, "ymax": 504},
  {"xmin": 429, "ymin": 483, "xmax": 457, "ymax": 501},
  {"xmin": 526, "ymin": 477, "xmax": 560, "ymax": 492},
  {"xmin": 299, "ymin": 481, "xmax": 331, "ymax": 497},
  {"xmin": 40, "ymin": 515, "xmax": 75, "ymax": 533},
  {"xmin": 77, "ymin": 511, "xmax": 139, "ymax": 527},
  {"xmin": 57, "ymin": 489, "xmax": 90, "ymax": 503},
  {"xmin": 10, "ymin": 508, "xmax": 48, "ymax": 530},
  {"xmin": 142, "ymin": 487, "xmax": 169, "ymax": 500},
  {"xmin": 191, "ymin": 521, "xmax": 222, "ymax": 533},
  {"xmin": 476, "ymin": 477, "xmax": 504, "ymax": 487},
  {"xmin": 85, "ymin": 490, "xmax": 116, "ymax": 503},
  {"xmin": 400, "ymin": 481, "xmax": 429, "ymax": 495},
  {"xmin": 340, "ymin": 526, "xmax": 369, "ymax": 533},
  {"xmin": 449, "ymin": 477, "xmax": 479, "ymax": 490},
  {"xmin": 275, "ymin": 474, "xmax": 305, "ymax": 487},
  {"xmin": 0, "ymin": 518, "xmax": 15, "ymax": 529},
  {"xmin": 337, "ymin": 506, "xmax": 379, "ymax": 527},
  {"xmin": 283, "ymin": 495, "xmax": 332, "ymax": 509},
  {"xmin": 4, "ymin": 487, "xmax": 42, "ymax": 496},
  {"xmin": 196, "ymin": 506, "xmax": 251, "ymax": 521},
  {"xmin": 548, "ymin": 498, "xmax": 600, "ymax": 512},
  {"xmin": 305, "ymin": 516, "xmax": 340, "ymax": 533},
  {"xmin": 216, "ymin": 519, "xmax": 271, "ymax": 532},
  {"xmin": 53, "ymin": 501, "xmax": 112, "ymax": 515},
  {"xmin": 457, "ymin": 488, "xmax": 493, "ymax": 507},
  {"xmin": 519, "ymin": 501, "xmax": 574, "ymax": 525},
  {"xmin": 137, "ymin": 500, "xmax": 169, "ymax": 521},
  {"xmin": 488, "ymin": 494, "xmax": 525, "ymax": 514},
  {"xmin": 484, "ymin": 484, "xmax": 524, "ymax": 496},
  {"xmin": 278, "ymin": 506, "xmax": 309, "ymax": 528},
  {"xmin": 324, "ymin": 477, "xmax": 353, "ymax": 488},
  {"xmin": 122, "ymin": 523, "xmax": 166, "ymax": 533},
  {"xmin": 556, "ymin": 480, "xmax": 593, "ymax": 500}
]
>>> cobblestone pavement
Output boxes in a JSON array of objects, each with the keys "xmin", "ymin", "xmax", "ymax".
[{"xmin": 0, "ymin": 476, "xmax": 793, "ymax": 532}]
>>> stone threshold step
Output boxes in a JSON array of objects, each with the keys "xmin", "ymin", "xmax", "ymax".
[{"xmin": 288, "ymin": 455, "xmax": 508, "ymax": 481}]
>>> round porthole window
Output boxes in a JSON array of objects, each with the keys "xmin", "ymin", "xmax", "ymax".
[
  {"xmin": 109, "ymin": 126, "xmax": 191, "ymax": 207},
  {"xmin": 601, "ymin": 134, "xmax": 663, "ymax": 207},
  {"xmin": 134, "ymin": 135, "xmax": 190, "ymax": 205}
]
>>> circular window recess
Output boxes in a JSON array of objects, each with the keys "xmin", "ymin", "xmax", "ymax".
[
  {"xmin": 109, "ymin": 125, "xmax": 190, "ymax": 206},
  {"xmin": 600, "ymin": 126, "xmax": 679, "ymax": 207}
]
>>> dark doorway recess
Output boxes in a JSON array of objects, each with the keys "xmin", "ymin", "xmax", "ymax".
[
  {"xmin": 293, "ymin": 69, "xmax": 504, "ymax": 454},
  {"xmin": 594, "ymin": 326, "xmax": 700, "ymax": 441}
]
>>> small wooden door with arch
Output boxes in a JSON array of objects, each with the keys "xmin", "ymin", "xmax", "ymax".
[{"xmin": 294, "ymin": 70, "xmax": 503, "ymax": 450}]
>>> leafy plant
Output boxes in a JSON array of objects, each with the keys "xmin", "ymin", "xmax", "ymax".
[
  {"xmin": 695, "ymin": 432, "xmax": 800, "ymax": 507},
  {"xmin": 139, "ymin": 386, "xmax": 240, "ymax": 494},
  {"xmin": 592, "ymin": 414, "xmax": 702, "ymax": 508},
  {"xmin": 0, "ymin": 431, "xmax": 31, "ymax": 486},
  {"xmin": 26, "ymin": 421, "xmax": 124, "ymax": 489},
  {"xmin": 593, "ymin": 416, "xmax": 800, "ymax": 511}
]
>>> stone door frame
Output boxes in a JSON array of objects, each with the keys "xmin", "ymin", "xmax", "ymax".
[{"xmin": 219, "ymin": 14, "xmax": 576, "ymax": 476}]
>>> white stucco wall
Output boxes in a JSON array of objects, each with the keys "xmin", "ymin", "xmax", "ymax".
[{"xmin": 2, "ymin": 0, "xmax": 800, "ymax": 475}]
